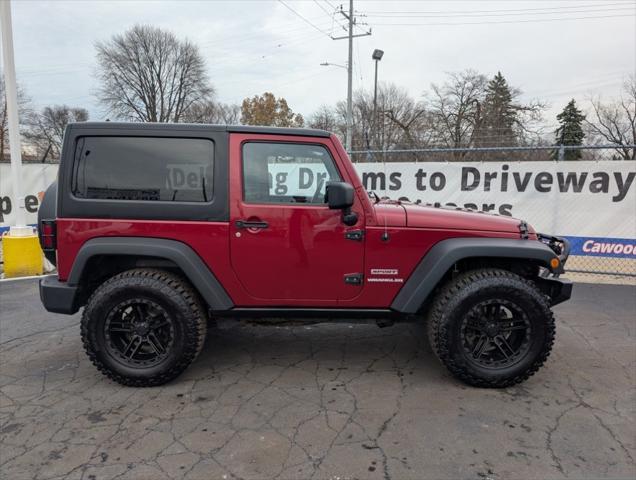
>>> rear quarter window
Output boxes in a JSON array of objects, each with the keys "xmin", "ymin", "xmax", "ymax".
[{"xmin": 72, "ymin": 136, "xmax": 214, "ymax": 203}]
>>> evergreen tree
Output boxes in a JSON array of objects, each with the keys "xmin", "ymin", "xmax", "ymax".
[
  {"xmin": 552, "ymin": 99, "xmax": 586, "ymax": 160},
  {"xmin": 477, "ymin": 72, "xmax": 518, "ymax": 148}
]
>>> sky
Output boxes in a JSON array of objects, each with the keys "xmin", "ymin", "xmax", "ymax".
[{"xmin": 6, "ymin": 0, "xmax": 636, "ymax": 131}]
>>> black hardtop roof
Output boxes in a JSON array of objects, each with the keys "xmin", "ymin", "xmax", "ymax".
[{"xmin": 68, "ymin": 122, "xmax": 331, "ymax": 138}]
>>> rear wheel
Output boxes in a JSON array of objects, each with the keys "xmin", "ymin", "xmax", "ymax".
[
  {"xmin": 427, "ymin": 268, "xmax": 555, "ymax": 388},
  {"xmin": 81, "ymin": 269, "xmax": 207, "ymax": 387}
]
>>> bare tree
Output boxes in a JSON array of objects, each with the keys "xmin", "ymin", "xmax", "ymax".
[
  {"xmin": 585, "ymin": 76, "xmax": 636, "ymax": 160},
  {"xmin": 426, "ymin": 70, "xmax": 487, "ymax": 153},
  {"xmin": 329, "ymin": 83, "xmax": 430, "ymax": 161},
  {"xmin": 374, "ymin": 84, "xmax": 429, "ymax": 151},
  {"xmin": 383, "ymin": 107, "xmax": 429, "ymax": 150},
  {"xmin": 426, "ymin": 70, "xmax": 544, "ymax": 160},
  {"xmin": 96, "ymin": 25, "xmax": 213, "ymax": 122},
  {"xmin": 1, "ymin": 74, "xmax": 31, "ymax": 160},
  {"xmin": 182, "ymin": 100, "xmax": 241, "ymax": 125},
  {"xmin": 26, "ymin": 105, "xmax": 88, "ymax": 161},
  {"xmin": 308, "ymin": 105, "xmax": 339, "ymax": 132}
]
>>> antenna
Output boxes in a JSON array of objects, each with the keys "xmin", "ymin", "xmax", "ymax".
[{"xmin": 381, "ymin": 154, "xmax": 389, "ymax": 242}]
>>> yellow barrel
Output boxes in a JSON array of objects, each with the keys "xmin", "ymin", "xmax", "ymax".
[{"xmin": 2, "ymin": 233, "xmax": 44, "ymax": 278}]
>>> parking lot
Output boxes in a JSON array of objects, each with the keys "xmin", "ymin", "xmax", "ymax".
[{"xmin": 0, "ymin": 279, "xmax": 634, "ymax": 480}]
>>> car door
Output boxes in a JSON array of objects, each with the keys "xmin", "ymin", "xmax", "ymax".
[{"xmin": 229, "ymin": 134, "xmax": 365, "ymax": 305}]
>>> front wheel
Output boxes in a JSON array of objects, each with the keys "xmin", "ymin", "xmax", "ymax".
[
  {"xmin": 427, "ymin": 268, "xmax": 555, "ymax": 388},
  {"xmin": 81, "ymin": 269, "xmax": 207, "ymax": 387}
]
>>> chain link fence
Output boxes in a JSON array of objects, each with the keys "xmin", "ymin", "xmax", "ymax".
[
  {"xmin": 349, "ymin": 145, "xmax": 636, "ymax": 279},
  {"xmin": 349, "ymin": 144, "xmax": 636, "ymax": 163}
]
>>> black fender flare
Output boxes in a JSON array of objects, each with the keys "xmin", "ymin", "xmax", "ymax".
[
  {"xmin": 391, "ymin": 237, "xmax": 560, "ymax": 314},
  {"xmin": 68, "ymin": 237, "xmax": 234, "ymax": 311}
]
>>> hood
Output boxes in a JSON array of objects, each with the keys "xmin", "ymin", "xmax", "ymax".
[
  {"xmin": 403, "ymin": 203, "xmax": 523, "ymax": 233},
  {"xmin": 373, "ymin": 201, "xmax": 525, "ymax": 234}
]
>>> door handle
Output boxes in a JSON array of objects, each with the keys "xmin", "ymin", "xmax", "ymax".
[{"xmin": 235, "ymin": 220, "xmax": 269, "ymax": 229}]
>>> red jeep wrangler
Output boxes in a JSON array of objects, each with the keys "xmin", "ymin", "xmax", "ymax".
[{"xmin": 38, "ymin": 122, "xmax": 571, "ymax": 388}]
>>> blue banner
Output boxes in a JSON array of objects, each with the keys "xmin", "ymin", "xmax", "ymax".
[{"xmin": 564, "ymin": 236, "xmax": 636, "ymax": 259}]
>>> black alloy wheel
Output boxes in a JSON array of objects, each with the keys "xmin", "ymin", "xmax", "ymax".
[
  {"xmin": 460, "ymin": 299, "xmax": 531, "ymax": 369},
  {"xmin": 104, "ymin": 298, "xmax": 176, "ymax": 368}
]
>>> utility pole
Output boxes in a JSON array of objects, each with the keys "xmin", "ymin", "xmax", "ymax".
[
  {"xmin": 0, "ymin": 0, "xmax": 27, "ymax": 233},
  {"xmin": 1, "ymin": 0, "xmax": 42, "ymax": 279},
  {"xmin": 346, "ymin": 0, "xmax": 353, "ymax": 154},
  {"xmin": 332, "ymin": 0, "xmax": 371, "ymax": 153}
]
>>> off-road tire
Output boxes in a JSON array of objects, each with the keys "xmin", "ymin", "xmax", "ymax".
[
  {"xmin": 427, "ymin": 268, "xmax": 555, "ymax": 388},
  {"xmin": 81, "ymin": 269, "xmax": 207, "ymax": 387}
]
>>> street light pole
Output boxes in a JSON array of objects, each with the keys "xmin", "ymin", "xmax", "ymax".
[
  {"xmin": 371, "ymin": 49, "xmax": 384, "ymax": 155},
  {"xmin": 373, "ymin": 59, "xmax": 378, "ymax": 117},
  {"xmin": 0, "ymin": 0, "xmax": 28, "ymax": 234}
]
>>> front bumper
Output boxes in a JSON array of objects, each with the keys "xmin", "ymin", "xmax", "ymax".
[
  {"xmin": 538, "ymin": 234, "xmax": 570, "ymax": 275},
  {"xmin": 535, "ymin": 276, "xmax": 573, "ymax": 306},
  {"xmin": 39, "ymin": 275, "xmax": 79, "ymax": 314},
  {"xmin": 534, "ymin": 234, "xmax": 572, "ymax": 305}
]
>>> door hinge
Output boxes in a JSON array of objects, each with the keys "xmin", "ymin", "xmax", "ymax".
[
  {"xmin": 345, "ymin": 230, "xmax": 364, "ymax": 241},
  {"xmin": 344, "ymin": 273, "xmax": 364, "ymax": 285}
]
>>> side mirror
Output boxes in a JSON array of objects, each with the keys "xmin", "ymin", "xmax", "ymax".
[
  {"xmin": 325, "ymin": 181, "xmax": 358, "ymax": 226},
  {"xmin": 325, "ymin": 181, "xmax": 354, "ymax": 210}
]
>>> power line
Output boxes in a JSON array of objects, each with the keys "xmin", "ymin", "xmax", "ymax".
[
  {"xmin": 278, "ymin": 0, "xmax": 334, "ymax": 39},
  {"xmin": 215, "ymin": 65, "xmax": 331, "ymax": 91},
  {"xmin": 14, "ymin": 19, "xmax": 335, "ymax": 75},
  {"xmin": 370, "ymin": 13, "xmax": 636, "ymax": 26},
  {"xmin": 16, "ymin": 27, "xmax": 332, "ymax": 79},
  {"xmin": 207, "ymin": 33, "xmax": 329, "ymax": 70},
  {"xmin": 198, "ymin": 18, "xmax": 334, "ymax": 48},
  {"xmin": 198, "ymin": 26, "xmax": 335, "ymax": 69},
  {"xmin": 313, "ymin": 0, "xmax": 334, "ymax": 18},
  {"xmin": 531, "ymin": 81, "xmax": 627, "ymax": 99},
  {"xmin": 355, "ymin": 41, "xmax": 364, "ymax": 88},
  {"xmin": 361, "ymin": 2, "xmax": 635, "ymax": 15},
  {"xmin": 526, "ymin": 74, "xmax": 630, "ymax": 96},
  {"xmin": 312, "ymin": 0, "xmax": 350, "ymax": 35},
  {"xmin": 323, "ymin": 0, "xmax": 338, "ymax": 10},
  {"xmin": 364, "ymin": 6, "xmax": 635, "ymax": 19}
]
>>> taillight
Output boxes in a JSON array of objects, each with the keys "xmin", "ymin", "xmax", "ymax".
[{"xmin": 40, "ymin": 220, "xmax": 57, "ymax": 250}]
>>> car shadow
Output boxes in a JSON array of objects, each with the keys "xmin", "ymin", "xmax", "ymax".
[{"xmin": 186, "ymin": 319, "xmax": 449, "ymax": 386}]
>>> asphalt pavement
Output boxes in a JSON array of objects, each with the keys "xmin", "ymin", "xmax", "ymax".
[{"xmin": 0, "ymin": 278, "xmax": 634, "ymax": 480}]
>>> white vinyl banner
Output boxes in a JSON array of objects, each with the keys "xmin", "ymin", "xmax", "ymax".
[
  {"xmin": 353, "ymin": 161, "xmax": 636, "ymax": 258},
  {"xmin": 1, "ymin": 161, "xmax": 635, "ymax": 257},
  {"xmin": 0, "ymin": 164, "xmax": 58, "ymax": 229},
  {"xmin": 354, "ymin": 161, "xmax": 636, "ymax": 237}
]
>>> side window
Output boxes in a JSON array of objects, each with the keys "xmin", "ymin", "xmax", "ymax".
[
  {"xmin": 242, "ymin": 142, "xmax": 341, "ymax": 204},
  {"xmin": 72, "ymin": 136, "xmax": 214, "ymax": 203}
]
